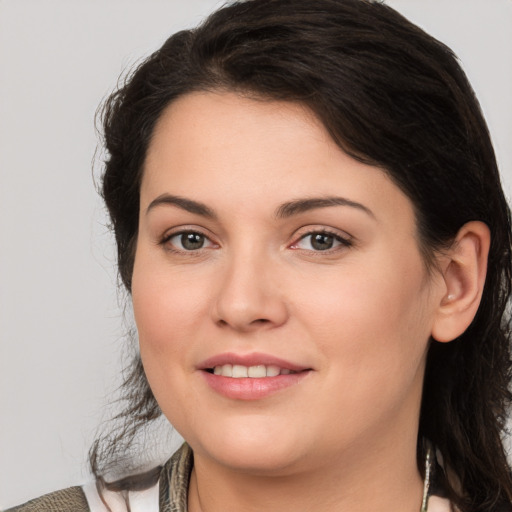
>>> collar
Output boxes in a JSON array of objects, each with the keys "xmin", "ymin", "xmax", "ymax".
[{"xmin": 158, "ymin": 443, "xmax": 451, "ymax": 512}]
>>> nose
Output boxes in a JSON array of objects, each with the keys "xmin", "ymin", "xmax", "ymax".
[{"xmin": 212, "ymin": 251, "xmax": 289, "ymax": 332}]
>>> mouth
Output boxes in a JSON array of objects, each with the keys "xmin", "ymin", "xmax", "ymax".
[
  {"xmin": 198, "ymin": 352, "xmax": 311, "ymax": 376},
  {"xmin": 205, "ymin": 364, "xmax": 300, "ymax": 378},
  {"xmin": 198, "ymin": 353, "xmax": 312, "ymax": 400}
]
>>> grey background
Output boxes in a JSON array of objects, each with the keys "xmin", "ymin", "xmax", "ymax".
[{"xmin": 1, "ymin": 0, "xmax": 511, "ymax": 508}]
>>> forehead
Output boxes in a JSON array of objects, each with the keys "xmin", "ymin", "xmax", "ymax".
[
  {"xmin": 141, "ymin": 91, "xmax": 415, "ymax": 227},
  {"xmin": 144, "ymin": 91, "xmax": 327, "ymax": 179}
]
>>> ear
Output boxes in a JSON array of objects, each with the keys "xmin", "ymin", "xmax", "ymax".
[{"xmin": 431, "ymin": 221, "xmax": 490, "ymax": 343}]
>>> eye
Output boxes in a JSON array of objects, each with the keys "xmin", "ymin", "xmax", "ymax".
[
  {"xmin": 165, "ymin": 231, "xmax": 215, "ymax": 251},
  {"xmin": 292, "ymin": 231, "xmax": 352, "ymax": 251}
]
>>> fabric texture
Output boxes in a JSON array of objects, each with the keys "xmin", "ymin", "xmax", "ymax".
[
  {"xmin": 5, "ymin": 444, "xmax": 454, "ymax": 512},
  {"xmin": 159, "ymin": 443, "xmax": 193, "ymax": 512},
  {"xmin": 82, "ymin": 480, "xmax": 160, "ymax": 512},
  {"xmin": 5, "ymin": 486, "xmax": 90, "ymax": 512}
]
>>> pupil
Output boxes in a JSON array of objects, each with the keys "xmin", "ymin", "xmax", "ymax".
[
  {"xmin": 311, "ymin": 233, "xmax": 333, "ymax": 251},
  {"xmin": 181, "ymin": 233, "xmax": 204, "ymax": 250}
]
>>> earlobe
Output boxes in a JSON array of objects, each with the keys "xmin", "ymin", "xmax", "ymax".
[{"xmin": 431, "ymin": 221, "xmax": 490, "ymax": 343}]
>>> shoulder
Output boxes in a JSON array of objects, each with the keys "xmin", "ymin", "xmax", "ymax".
[
  {"xmin": 5, "ymin": 486, "xmax": 90, "ymax": 512},
  {"xmin": 5, "ymin": 444, "xmax": 193, "ymax": 512},
  {"xmin": 76, "ymin": 444, "xmax": 193, "ymax": 512}
]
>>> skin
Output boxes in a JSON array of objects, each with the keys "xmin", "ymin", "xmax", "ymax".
[{"xmin": 131, "ymin": 91, "xmax": 487, "ymax": 512}]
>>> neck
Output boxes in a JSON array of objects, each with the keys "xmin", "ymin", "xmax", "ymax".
[{"xmin": 188, "ymin": 431, "xmax": 424, "ymax": 512}]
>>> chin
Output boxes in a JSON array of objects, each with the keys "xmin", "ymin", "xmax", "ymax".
[
  {"xmin": 185, "ymin": 420, "xmax": 310, "ymax": 475},
  {"xmin": 207, "ymin": 444, "xmax": 305, "ymax": 475}
]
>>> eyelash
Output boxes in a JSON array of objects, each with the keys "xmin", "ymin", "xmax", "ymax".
[
  {"xmin": 290, "ymin": 229, "xmax": 353, "ymax": 253},
  {"xmin": 160, "ymin": 227, "xmax": 353, "ymax": 255},
  {"xmin": 160, "ymin": 229, "xmax": 216, "ymax": 253}
]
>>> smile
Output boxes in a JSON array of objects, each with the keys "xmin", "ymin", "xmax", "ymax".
[
  {"xmin": 199, "ymin": 353, "xmax": 312, "ymax": 400},
  {"xmin": 208, "ymin": 364, "xmax": 297, "ymax": 378}
]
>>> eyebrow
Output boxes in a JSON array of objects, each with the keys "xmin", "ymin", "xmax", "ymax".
[
  {"xmin": 146, "ymin": 193, "xmax": 374, "ymax": 220},
  {"xmin": 275, "ymin": 197, "xmax": 375, "ymax": 219},
  {"xmin": 146, "ymin": 194, "xmax": 216, "ymax": 218}
]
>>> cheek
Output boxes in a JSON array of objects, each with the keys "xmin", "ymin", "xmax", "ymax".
[
  {"xmin": 131, "ymin": 254, "xmax": 209, "ymax": 370},
  {"xmin": 297, "ymin": 247, "xmax": 433, "ymax": 383},
  {"xmin": 131, "ymin": 262, "xmax": 210, "ymax": 430},
  {"xmin": 293, "ymin": 257, "xmax": 432, "ymax": 440}
]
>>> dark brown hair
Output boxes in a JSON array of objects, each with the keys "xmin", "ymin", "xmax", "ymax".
[{"xmin": 92, "ymin": 1, "xmax": 512, "ymax": 510}]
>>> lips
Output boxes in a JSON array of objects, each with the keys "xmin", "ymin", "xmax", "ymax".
[
  {"xmin": 199, "ymin": 352, "xmax": 308, "ymax": 373},
  {"xmin": 198, "ymin": 352, "xmax": 312, "ymax": 400},
  {"xmin": 211, "ymin": 364, "xmax": 296, "ymax": 378}
]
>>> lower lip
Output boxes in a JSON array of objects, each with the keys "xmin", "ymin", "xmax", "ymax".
[{"xmin": 201, "ymin": 371, "xmax": 311, "ymax": 400}]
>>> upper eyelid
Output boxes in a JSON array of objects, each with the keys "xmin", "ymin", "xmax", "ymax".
[
  {"xmin": 158, "ymin": 225, "xmax": 354, "ymax": 247},
  {"xmin": 299, "ymin": 228, "xmax": 349, "ymax": 238},
  {"xmin": 288, "ymin": 226, "xmax": 355, "ymax": 251},
  {"xmin": 292, "ymin": 225, "xmax": 353, "ymax": 241},
  {"xmin": 294, "ymin": 233, "xmax": 351, "ymax": 246},
  {"xmin": 160, "ymin": 225, "xmax": 215, "ymax": 242},
  {"xmin": 161, "ymin": 229, "xmax": 218, "ymax": 254}
]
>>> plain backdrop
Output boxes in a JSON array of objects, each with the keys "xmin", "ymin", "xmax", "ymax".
[{"xmin": 1, "ymin": 0, "xmax": 511, "ymax": 508}]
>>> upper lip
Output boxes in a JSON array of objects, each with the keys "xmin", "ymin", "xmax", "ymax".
[{"xmin": 198, "ymin": 352, "xmax": 311, "ymax": 372}]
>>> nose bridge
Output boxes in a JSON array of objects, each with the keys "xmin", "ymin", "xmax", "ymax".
[{"xmin": 212, "ymin": 242, "xmax": 288, "ymax": 331}]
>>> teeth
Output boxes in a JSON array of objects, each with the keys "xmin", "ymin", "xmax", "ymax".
[
  {"xmin": 232, "ymin": 365, "xmax": 248, "ymax": 378},
  {"xmin": 221, "ymin": 364, "xmax": 232, "ymax": 377},
  {"xmin": 211, "ymin": 364, "xmax": 296, "ymax": 378},
  {"xmin": 248, "ymin": 365, "xmax": 266, "ymax": 378},
  {"xmin": 266, "ymin": 365, "xmax": 280, "ymax": 377}
]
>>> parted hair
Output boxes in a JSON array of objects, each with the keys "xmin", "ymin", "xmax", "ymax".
[{"xmin": 93, "ymin": 1, "xmax": 512, "ymax": 510}]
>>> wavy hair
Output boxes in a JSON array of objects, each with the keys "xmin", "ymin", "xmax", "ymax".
[{"xmin": 92, "ymin": 1, "xmax": 512, "ymax": 510}]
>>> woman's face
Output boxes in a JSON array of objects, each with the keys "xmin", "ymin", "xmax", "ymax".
[{"xmin": 132, "ymin": 91, "xmax": 445, "ymax": 475}]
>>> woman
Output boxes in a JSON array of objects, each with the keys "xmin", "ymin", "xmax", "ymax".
[{"xmin": 8, "ymin": 0, "xmax": 512, "ymax": 511}]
